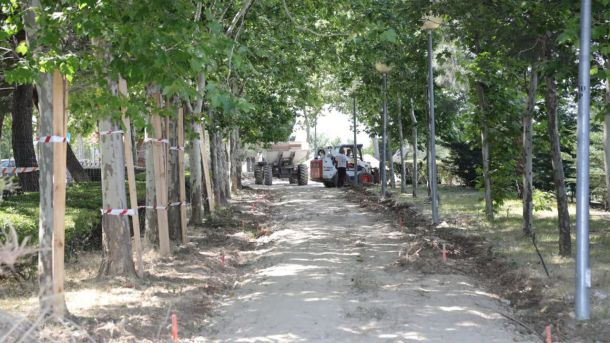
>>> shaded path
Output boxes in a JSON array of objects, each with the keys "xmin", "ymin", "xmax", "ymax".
[{"xmin": 199, "ymin": 182, "xmax": 535, "ymax": 342}]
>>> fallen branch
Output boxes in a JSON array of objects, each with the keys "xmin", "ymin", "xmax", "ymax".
[{"xmin": 531, "ymin": 233, "xmax": 550, "ymax": 278}]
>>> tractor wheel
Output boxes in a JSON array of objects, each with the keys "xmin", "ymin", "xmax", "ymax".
[
  {"xmin": 297, "ymin": 164, "xmax": 308, "ymax": 185},
  {"xmin": 254, "ymin": 164, "xmax": 263, "ymax": 185},
  {"xmin": 263, "ymin": 164, "xmax": 273, "ymax": 185}
]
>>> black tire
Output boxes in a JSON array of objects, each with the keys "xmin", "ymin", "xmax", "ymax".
[
  {"xmin": 297, "ymin": 164, "xmax": 308, "ymax": 185},
  {"xmin": 323, "ymin": 174, "xmax": 337, "ymax": 188},
  {"xmin": 254, "ymin": 164, "xmax": 263, "ymax": 185},
  {"xmin": 264, "ymin": 164, "xmax": 273, "ymax": 185}
]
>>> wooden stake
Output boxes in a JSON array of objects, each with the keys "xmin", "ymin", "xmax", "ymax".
[
  {"xmin": 118, "ymin": 79, "xmax": 144, "ymax": 277},
  {"xmin": 177, "ymin": 107, "xmax": 188, "ymax": 244},
  {"xmin": 151, "ymin": 93, "xmax": 170, "ymax": 256},
  {"xmin": 51, "ymin": 70, "xmax": 67, "ymax": 317},
  {"xmin": 199, "ymin": 120, "xmax": 215, "ymax": 213}
]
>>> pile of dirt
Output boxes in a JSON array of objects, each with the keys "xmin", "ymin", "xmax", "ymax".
[{"xmin": 345, "ymin": 187, "xmax": 581, "ymax": 342}]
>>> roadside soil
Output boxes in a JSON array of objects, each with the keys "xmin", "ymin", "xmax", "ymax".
[
  {"xmin": 198, "ymin": 181, "xmax": 537, "ymax": 342},
  {"xmin": 0, "ymin": 187, "xmax": 276, "ymax": 342}
]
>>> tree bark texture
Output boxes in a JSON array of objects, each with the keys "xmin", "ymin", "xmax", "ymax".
[
  {"xmin": 412, "ymin": 126, "xmax": 418, "ymax": 197},
  {"xmin": 210, "ymin": 130, "xmax": 227, "ymax": 207},
  {"xmin": 98, "ymin": 113, "xmax": 136, "ymax": 277},
  {"xmin": 144, "ymin": 124, "xmax": 158, "ymax": 246},
  {"xmin": 230, "ymin": 128, "xmax": 242, "ymax": 192},
  {"xmin": 96, "ymin": 76, "xmax": 135, "ymax": 276},
  {"xmin": 34, "ymin": 72, "xmax": 57, "ymax": 315},
  {"xmin": 11, "ymin": 84, "xmax": 39, "ymax": 192},
  {"xmin": 603, "ymin": 55, "xmax": 610, "ymax": 210},
  {"xmin": 167, "ymin": 113, "xmax": 181, "ymax": 242},
  {"xmin": 475, "ymin": 82, "xmax": 494, "ymax": 221},
  {"xmin": 522, "ymin": 68, "xmax": 538, "ymax": 235},
  {"xmin": 187, "ymin": 118, "xmax": 204, "ymax": 225},
  {"xmin": 544, "ymin": 72, "xmax": 571, "ymax": 256},
  {"xmin": 223, "ymin": 139, "xmax": 231, "ymax": 199},
  {"xmin": 388, "ymin": 132, "xmax": 396, "ymax": 189}
]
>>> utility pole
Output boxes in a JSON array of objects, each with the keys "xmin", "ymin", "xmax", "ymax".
[
  {"xmin": 575, "ymin": 0, "xmax": 592, "ymax": 321},
  {"xmin": 353, "ymin": 95, "xmax": 358, "ymax": 188},
  {"xmin": 381, "ymin": 73, "xmax": 388, "ymax": 197},
  {"xmin": 426, "ymin": 30, "xmax": 440, "ymax": 225}
]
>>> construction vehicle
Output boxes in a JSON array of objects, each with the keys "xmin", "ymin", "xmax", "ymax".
[
  {"xmin": 310, "ymin": 144, "xmax": 375, "ymax": 187},
  {"xmin": 254, "ymin": 142, "xmax": 309, "ymax": 186}
]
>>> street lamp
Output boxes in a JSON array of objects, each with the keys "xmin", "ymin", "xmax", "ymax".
[
  {"xmin": 575, "ymin": 0, "xmax": 592, "ymax": 321},
  {"xmin": 376, "ymin": 62, "xmax": 392, "ymax": 198},
  {"xmin": 422, "ymin": 15, "xmax": 441, "ymax": 225},
  {"xmin": 350, "ymin": 79, "xmax": 362, "ymax": 188}
]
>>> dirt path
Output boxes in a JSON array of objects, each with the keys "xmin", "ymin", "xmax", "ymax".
[{"xmin": 197, "ymin": 182, "xmax": 536, "ymax": 342}]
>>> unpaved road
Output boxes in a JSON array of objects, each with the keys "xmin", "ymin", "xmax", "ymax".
[{"xmin": 198, "ymin": 182, "xmax": 535, "ymax": 342}]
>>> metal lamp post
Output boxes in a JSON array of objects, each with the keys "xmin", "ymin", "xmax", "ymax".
[
  {"xmin": 376, "ymin": 63, "xmax": 391, "ymax": 198},
  {"xmin": 422, "ymin": 16, "xmax": 440, "ymax": 225},
  {"xmin": 575, "ymin": 0, "xmax": 592, "ymax": 321}
]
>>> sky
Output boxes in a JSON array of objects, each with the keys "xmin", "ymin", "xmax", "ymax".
[{"xmin": 292, "ymin": 105, "xmax": 372, "ymax": 151}]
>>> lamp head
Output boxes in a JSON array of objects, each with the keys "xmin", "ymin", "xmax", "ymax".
[
  {"xmin": 421, "ymin": 14, "xmax": 442, "ymax": 30},
  {"xmin": 375, "ymin": 62, "xmax": 392, "ymax": 74}
]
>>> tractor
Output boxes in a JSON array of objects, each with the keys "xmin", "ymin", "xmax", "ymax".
[
  {"xmin": 310, "ymin": 143, "xmax": 376, "ymax": 187},
  {"xmin": 254, "ymin": 142, "xmax": 309, "ymax": 186}
]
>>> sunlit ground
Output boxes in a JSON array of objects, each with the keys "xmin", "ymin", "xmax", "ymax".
[{"xmin": 377, "ymin": 183, "xmax": 610, "ymax": 321}]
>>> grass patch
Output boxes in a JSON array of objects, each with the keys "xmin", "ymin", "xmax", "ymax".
[
  {"xmin": 0, "ymin": 180, "xmax": 146, "ymax": 260},
  {"xmin": 386, "ymin": 184, "xmax": 610, "ymax": 320}
]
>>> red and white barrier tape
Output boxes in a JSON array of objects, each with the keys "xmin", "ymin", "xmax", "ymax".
[
  {"xmin": 144, "ymin": 137, "xmax": 169, "ymax": 144},
  {"xmin": 102, "ymin": 202, "xmax": 189, "ymax": 216},
  {"xmin": 1, "ymin": 167, "xmax": 39, "ymax": 175},
  {"xmin": 169, "ymin": 146, "xmax": 184, "ymax": 151},
  {"xmin": 101, "ymin": 208, "xmax": 138, "ymax": 216},
  {"xmin": 35, "ymin": 135, "xmax": 69, "ymax": 144},
  {"xmin": 97, "ymin": 130, "xmax": 124, "ymax": 136}
]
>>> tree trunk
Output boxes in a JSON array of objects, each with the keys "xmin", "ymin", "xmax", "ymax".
[
  {"xmin": 230, "ymin": 128, "xmax": 241, "ymax": 192},
  {"xmin": 223, "ymin": 138, "xmax": 231, "ymax": 199},
  {"xmin": 98, "ymin": 80, "xmax": 135, "ymax": 276},
  {"xmin": 475, "ymin": 82, "xmax": 494, "ymax": 221},
  {"xmin": 373, "ymin": 136, "xmax": 380, "ymax": 160},
  {"xmin": 144, "ymin": 124, "xmax": 157, "ymax": 246},
  {"xmin": 522, "ymin": 67, "xmax": 538, "ymax": 235},
  {"xmin": 210, "ymin": 127, "xmax": 226, "ymax": 207},
  {"xmin": 187, "ymin": 117, "xmax": 204, "ymax": 225},
  {"xmin": 603, "ymin": 55, "xmax": 610, "ymax": 210},
  {"xmin": 66, "ymin": 143, "xmax": 90, "ymax": 182},
  {"xmin": 544, "ymin": 72, "xmax": 571, "ymax": 256},
  {"xmin": 11, "ymin": 84, "xmax": 39, "ymax": 192},
  {"xmin": 410, "ymin": 99, "xmax": 418, "ymax": 197},
  {"xmin": 167, "ymin": 110, "xmax": 181, "ymax": 242},
  {"xmin": 388, "ymin": 132, "xmax": 395, "ymax": 189}
]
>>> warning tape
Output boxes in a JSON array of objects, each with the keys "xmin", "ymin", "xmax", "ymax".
[
  {"xmin": 97, "ymin": 130, "xmax": 124, "ymax": 136},
  {"xmin": 101, "ymin": 208, "xmax": 138, "ymax": 216},
  {"xmin": 102, "ymin": 202, "xmax": 189, "ymax": 216},
  {"xmin": 34, "ymin": 135, "xmax": 70, "ymax": 144},
  {"xmin": 1, "ymin": 167, "xmax": 39, "ymax": 175},
  {"xmin": 143, "ymin": 137, "xmax": 169, "ymax": 144},
  {"xmin": 169, "ymin": 146, "xmax": 184, "ymax": 151}
]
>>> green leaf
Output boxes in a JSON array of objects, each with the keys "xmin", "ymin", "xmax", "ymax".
[
  {"xmin": 15, "ymin": 41, "xmax": 28, "ymax": 55},
  {"xmin": 380, "ymin": 28, "xmax": 398, "ymax": 43}
]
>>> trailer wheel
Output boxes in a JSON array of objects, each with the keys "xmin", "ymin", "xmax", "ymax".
[
  {"xmin": 254, "ymin": 164, "xmax": 263, "ymax": 184},
  {"xmin": 297, "ymin": 164, "xmax": 308, "ymax": 185},
  {"xmin": 264, "ymin": 164, "xmax": 273, "ymax": 185}
]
